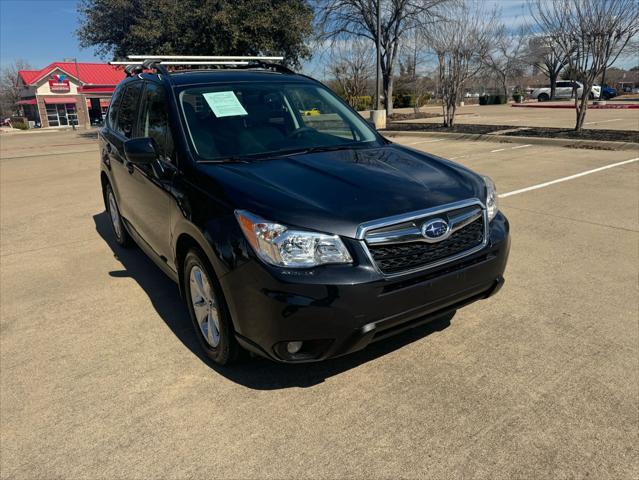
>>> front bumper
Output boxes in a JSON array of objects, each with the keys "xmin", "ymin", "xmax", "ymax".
[{"xmin": 221, "ymin": 212, "xmax": 510, "ymax": 362}]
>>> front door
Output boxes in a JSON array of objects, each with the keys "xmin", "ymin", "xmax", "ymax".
[
  {"xmin": 56, "ymin": 104, "xmax": 68, "ymax": 125},
  {"xmin": 125, "ymin": 81, "xmax": 175, "ymax": 262},
  {"xmin": 106, "ymin": 81, "xmax": 144, "ymax": 231},
  {"xmin": 555, "ymin": 81, "xmax": 571, "ymax": 98}
]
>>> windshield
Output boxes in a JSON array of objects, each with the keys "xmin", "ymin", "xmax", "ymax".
[{"xmin": 179, "ymin": 81, "xmax": 379, "ymax": 161}]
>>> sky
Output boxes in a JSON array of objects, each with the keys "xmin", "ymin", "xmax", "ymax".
[
  {"xmin": 0, "ymin": 0, "xmax": 635, "ymax": 73},
  {"xmin": 0, "ymin": 0, "xmax": 101, "ymax": 69}
]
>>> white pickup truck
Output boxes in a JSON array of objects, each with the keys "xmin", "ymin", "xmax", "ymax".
[{"xmin": 531, "ymin": 81, "xmax": 601, "ymax": 101}]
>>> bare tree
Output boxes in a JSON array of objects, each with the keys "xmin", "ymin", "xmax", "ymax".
[
  {"xmin": 421, "ymin": 1, "xmax": 496, "ymax": 127},
  {"xmin": 0, "ymin": 60, "xmax": 31, "ymax": 119},
  {"xmin": 329, "ymin": 39, "xmax": 373, "ymax": 108},
  {"xmin": 483, "ymin": 25, "xmax": 528, "ymax": 98},
  {"xmin": 531, "ymin": 0, "xmax": 639, "ymax": 131},
  {"xmin": 400, "ymin": 30, "xmax": 434, "ymax": 113},
  {"xmin": 525, "ymin": 34, "xmax": 570, "ymax": 99},
  {"xmin": 395, "ymin": 54, "xmax": 433, "ymax": 113},
  {"xmin": 317, "ymin": 0, "xmax": 447, "ymax": 116}
]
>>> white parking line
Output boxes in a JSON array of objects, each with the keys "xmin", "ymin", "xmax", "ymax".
[
  {"xmin": 404, "ymin": 138, "xmax": 445, "ymax": 145},
  {"xmin": 499, "ymin": 157, "xmax": 639, "ymax": 198},
  {"xmin": 490, "ymin": 144, "xmax": 533, "ymax": 153},
  {"xmin": 584, "ymin": 118, "xmax": 622, "ymax": 125}
]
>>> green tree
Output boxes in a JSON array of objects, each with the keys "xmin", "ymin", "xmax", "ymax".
[{"xmin": 76, "ymin": 0, "xmax": 313, "ymax": 67}]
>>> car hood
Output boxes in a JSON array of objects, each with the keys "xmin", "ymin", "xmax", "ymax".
[{"xmin": 198, "ymin": 144, "xmax": 485, "ymax": 238}]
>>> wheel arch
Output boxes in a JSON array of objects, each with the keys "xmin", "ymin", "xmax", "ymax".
[
  {"xmin": 173, "ymin": 226, "xmax": 231, "ymax": 298},
  {"xmin": 175, "ymin": 232, "xmax": 203, "ymax": 297}
]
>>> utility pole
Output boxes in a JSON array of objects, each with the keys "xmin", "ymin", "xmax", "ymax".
[
  {"xmin": 73, "ymin": 58, "xmax": 85, "ymax": 129},
  {"xmin": 375, "ymin": 0, "xmax": 382, "ymax": 110}
]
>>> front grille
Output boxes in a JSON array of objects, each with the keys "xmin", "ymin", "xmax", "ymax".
[{"xmin": 368, "ymin": 216, "xmax": 485, "ymax": 274}]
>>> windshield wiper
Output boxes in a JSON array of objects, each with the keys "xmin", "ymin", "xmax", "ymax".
[
  {"xmin": 198, "ymin": 155, "xmax": 256, "ymax": 164},
  {"xmin": 277, "ymin": 143, "xmax": 369, "ymax": 157},
  {"xmin": 198, "ymin": 143, "xmax": 374, "ymax": 163}
]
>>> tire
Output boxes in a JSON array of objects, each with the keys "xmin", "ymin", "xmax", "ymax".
[
  {"xmin": 105, "ymin": 183, "xmax": 132, "ymax": 247},
  {"xmin": 183, "ymin": 249, "xmax": 239, "ymax": 365},
  {"xmin": 589, "ymin": 92, "xmax": 595, "ymax": 100},
  {"xmin": 537, "ymin": 93, "xmax": 549, "ymax": 102}
]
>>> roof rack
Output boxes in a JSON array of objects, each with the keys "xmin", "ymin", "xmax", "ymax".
[
  {"xmin": 109, "ymin": 55, "xmax": 293, "ymax": 76},
  {"xmin": 128, "ymin": 55, "xmax": 284, "ymax": 61}
]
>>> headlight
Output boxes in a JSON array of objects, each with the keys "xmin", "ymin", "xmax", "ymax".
[
  {"xmin": 483, "ymin": 175, "xmax": 499, "ymax": 222},
  {"xmin": 235, "ymin": 210, "xmax": 353, "ymax": 268}
]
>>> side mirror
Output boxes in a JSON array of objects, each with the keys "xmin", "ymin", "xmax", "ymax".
[{"xmin": 124, "ymin": 137, "xmax": 158, "ymax": 164}]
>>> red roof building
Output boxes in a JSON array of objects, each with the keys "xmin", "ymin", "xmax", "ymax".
[{"xmin": 16, "ymin": 61, "xmax": 126, "ymax": 128}]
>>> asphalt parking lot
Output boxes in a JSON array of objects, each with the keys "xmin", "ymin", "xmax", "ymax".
[
  {"xmin": 392, "ymin": 103, "xmax": 639, "ymax": 131},
  {"xmin": 1, "ymin": 129, "xmax": 638, "ymax": 479}
]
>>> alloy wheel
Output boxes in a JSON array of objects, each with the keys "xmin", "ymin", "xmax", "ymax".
[
  {"xmin": 189, "ymin": 265, "xmax": 221, "ymax": 348},
  {"xmin": 108, "ymin": 189, "xmax": 123, "ymax": 240}
]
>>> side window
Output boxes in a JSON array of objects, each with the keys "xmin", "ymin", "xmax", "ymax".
[
  {"xmin": 557, "ymin": 81, "xmax": 569, "ymax": 88},
  {"xmin": 115, "ymin": 82, "xmax": 143, "ymax": 139},
  {"xmin": 107, "ymin": 86, "xmax": 124, "ymax": 128},
  {"xmin": 139, "ymin": 82, "xmax": 174, "ymax": 162}
]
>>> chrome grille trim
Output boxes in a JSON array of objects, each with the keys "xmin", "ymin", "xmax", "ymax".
[
  {"xmin": 366, "ymin": 207, "xmax": 482, "ymax": 246},
  {"xmin": 357, "ymin": 198, "xmax": 488, "ymax": 278}
]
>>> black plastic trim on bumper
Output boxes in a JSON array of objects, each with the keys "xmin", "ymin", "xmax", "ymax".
[{"xmin": 223, "ymin": 213, "xmax": 510, "ymax": 363}]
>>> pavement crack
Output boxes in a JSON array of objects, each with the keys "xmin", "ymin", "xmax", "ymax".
[
  {"xmin": 502, "ymin": 205, "xmax": 639, "ymax": 233},
  {"xmin": 1, "ymin": 238, "xmax": 94, "ymax": 257},
  {"xmin": 1, "ymin": 148, "xmax": 98, "ymax": 160}
]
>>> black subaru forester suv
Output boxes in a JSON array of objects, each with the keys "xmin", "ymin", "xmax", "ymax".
[{"xmin": 100, "ymin": 60, "xmax": 510, "ymax": 364}]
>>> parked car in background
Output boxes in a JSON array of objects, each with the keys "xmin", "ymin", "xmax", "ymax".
[
  {"xmin": 531, "ymin": 81, "xmax": 600, "ymax": 101},
  {"xmin": 598, "ymin": 85, "xmax": 618, "ymax": 100},
  {"xmin": 617, "ymin": 82, "xmax": 637, "ymax": 93}
]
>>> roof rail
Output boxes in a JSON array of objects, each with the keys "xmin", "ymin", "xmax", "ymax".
[{"xmin": 109, "ymin": 55, "xmax": 293, "ymax": 76}]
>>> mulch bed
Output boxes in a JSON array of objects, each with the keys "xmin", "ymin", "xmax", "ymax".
[
  {"xmin": 388, "ymin": 112, "xmax": 442, "ymax": 121},
  {"xmin": 385, "ymin": 122, "xmax": 638, "ymax": 143},
  {"xmin": 386, "ymin": 123, "xmax": 511, "ymax": 135},
  {"xmin": 501, "ymin": 127, "xmax": 638, "ymax": 143}
]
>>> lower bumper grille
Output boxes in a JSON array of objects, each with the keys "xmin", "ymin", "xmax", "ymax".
[{"xmin": 367, "ymin": 213, "xmax": 485, "ymax": 275}]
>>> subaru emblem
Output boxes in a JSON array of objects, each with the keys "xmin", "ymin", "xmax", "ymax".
[{"xmin": 421, "ymin": 218, "xmax": 451, "ymax": 243}]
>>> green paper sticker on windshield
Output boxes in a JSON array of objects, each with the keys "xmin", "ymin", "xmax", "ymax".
[{"xmin": 202, "ymin": 91, "xmax": 248, "ymax": 118}]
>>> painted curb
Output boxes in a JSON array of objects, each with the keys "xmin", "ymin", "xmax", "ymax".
[{"xmin": 512, "ymin": 103, "xmax": 639, "ymax": 109}]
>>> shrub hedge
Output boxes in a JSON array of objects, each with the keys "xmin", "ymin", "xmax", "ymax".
[{"xmin": 479, "ymin": 94, "xmax": 507, "ymax": 105}]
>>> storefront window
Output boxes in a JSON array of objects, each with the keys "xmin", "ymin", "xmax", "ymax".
[
  {"xmin": 46, "ymin": 104, "xmax": 59, "ymax": 127},
  {"xmin": 45, "ymin": 102, "xmax": 78, "ymax": 127}
]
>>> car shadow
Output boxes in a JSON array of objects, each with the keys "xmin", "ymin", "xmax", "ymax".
[{"xmin": 94, "ymin": 211, "xmax": 452, "ymax": 390}]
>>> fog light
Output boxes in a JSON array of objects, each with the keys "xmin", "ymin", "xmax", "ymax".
[{"xmin": 286, "ymin": 341, "xmax": 303, "ymax": 354}]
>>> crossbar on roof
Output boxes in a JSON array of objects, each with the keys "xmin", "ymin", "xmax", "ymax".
[
  {"xmin": 127, "ymin": 55, "xmax": 284, "ymax": 61},
  {"xmin": 109, "ymin": 61, "xmax": 250, "ymax": 66}
]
